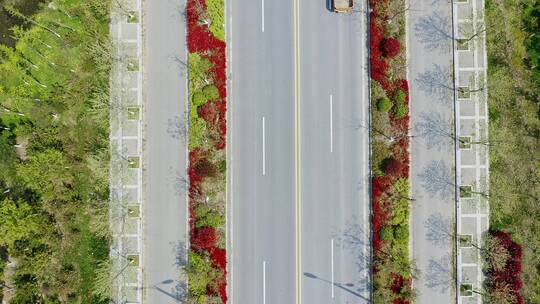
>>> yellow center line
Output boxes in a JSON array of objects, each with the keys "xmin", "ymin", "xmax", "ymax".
[{"xmin": 293, "ymin": 0, "xmax": 302, "ymax": 303}]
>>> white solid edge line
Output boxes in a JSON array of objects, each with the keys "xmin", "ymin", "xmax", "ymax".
[
  {"xmin": 227, "ymin": 0, "xmax": 234, "ymax": 301},
  {"xmin": 263, "ymin": 261, "xmax": 267, "ymax": 304},
  {"xmin": 330, "ymin": 94, "xmax": 333, "ymax": 153},
  {"xmin": 331, "ymin": 238, "xmax": 335, "ymax": 299},
  {"xmin": 360, "ymin": 0, "xmax": 369, "ymax": 298},
  {"xmin": 262, "ymin": 116, "xmax": 266, "ymax": 176}
]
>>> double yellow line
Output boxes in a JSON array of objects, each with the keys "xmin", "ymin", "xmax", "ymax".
[{"xmin": 293, "ymin": 0, "xmax": 302, "ymax": 303}]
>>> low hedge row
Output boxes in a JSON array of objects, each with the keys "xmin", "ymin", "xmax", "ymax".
[
  {"xmin": 186, "ymin": 0, "xmax": 228, "ymax": 302},
  {"xmin": 369, "ymin": 0, "xmax": 414, "ymax": 303}
]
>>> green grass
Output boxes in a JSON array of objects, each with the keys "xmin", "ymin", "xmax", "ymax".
[
  {"xmin": 64, "ymin": 216, "xmax": 110, "ymax": 303},
  {"xmin": 0, "ymin": 0, "xmax": 112, "ymax": 302},
  {"xmin": 486, "ymin": 0, "xmax": 540, "ymax": 301}
]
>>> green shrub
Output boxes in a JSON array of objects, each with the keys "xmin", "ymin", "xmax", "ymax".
[
  {"xmin": 393, "ymin": 178, "xmax": 410, "ymax": 198},
  {"xmin": 188, "ymin": 53, "xmax": 213, "ymax": 92},
  {"xmin": 195, "ymin": 205, "xmax": 224, "ymax": 228},
  {"xmin": 380, "ymin": 226, "xmax": 394, "ymax": 241},
  {"xmin": 394, "ymin": 89, "xmax": 408, "ymax": 118},
  {"xmin": 394, "ymin": 224, "xmax": 409, "ymax": 241},
  {"xmin": 377, "ymin": 97, "xmax": 393, "ymax": 112},
  {"xmin": 391, "ymin": 199, "xmax": 409, "ymax": 226},
  {"xmin": 189, "ymin": 107, "xmax": 207, "ymax": 149},
  {"xmin": 206, "ymin": 0, "xmax": 225, "ymax": 41},
  {"xmin": 202, "ymin": 84, "xmax": 220, "ymax": 101},
  {"xmin": 192, "ymin": 91, "xmax": 207, "ymax": 106},
  {"xmin": 187, "ymin": 252, "xmax": 218, "ymax": 297},
  {"xmin": 395, "ymin": 89, "xmax": 406, "ymax": 104},
  {"xmin": 219, "ymin": 159, "xmax": 227, "ymax": 173},
  {"xmin": 192, "ymin": 85, "xmax": 219, "ymax": 107}
]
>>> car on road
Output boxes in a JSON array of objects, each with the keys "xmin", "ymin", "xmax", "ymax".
[{"xmin": 333, "ymin": 0, "xmax": 354, "ymax": 13}]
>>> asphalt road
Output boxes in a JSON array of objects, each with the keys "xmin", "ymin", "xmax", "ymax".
[
  {"xmin": 229, "ymin": 0, "xmax": 296, "ymax": 302},
  {"xmin": 230, "ymin": 0, "xmax": 370, "ymax": 303},
  {"xmin": 143, "ymin": 0, "xmax": 188, "ymax": 302},
  {"xmin": 299, "ymin": 2, "xmax": 370, "ymax": 304}
]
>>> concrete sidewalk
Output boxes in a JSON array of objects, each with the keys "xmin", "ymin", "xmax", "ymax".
[
  {"xmin": 110, "ymin": 0, "xmax": 144, "ymax": 302},
  {"xmin": 454, "ymin": 0, "xmax": 490, "ymax": 303},
  {"xmin": 408, "ymin": 0, "xmax": 455, "ymax": 302}
]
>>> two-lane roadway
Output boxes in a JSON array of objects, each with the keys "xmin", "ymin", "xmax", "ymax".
[{"xmin": 229, "ymin": 0, "xmax": 370, "ymax": 303}]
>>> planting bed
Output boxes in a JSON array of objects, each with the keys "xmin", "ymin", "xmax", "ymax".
[
  {"xmin": 483, "ymin": 231, "xmax": 524, "ymax": 304},
  {"xmin": 186, "ymin": 0, "xmax": 228, "ymax": 303},
  {"xmin": 369, "ymin": 0, "xmax": 415, "ymax": 303}
]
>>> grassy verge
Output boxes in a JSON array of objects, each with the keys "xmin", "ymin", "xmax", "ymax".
[
  {"xmin": 186, "ymin": 0, "xmax": 228, "ymax": 302},
  {"xmin": 369, "ymin": 0, "xmax": 414, "ymax": 303},
  {"xmin": 0, "ymin": 0, "xmax": 112, "ymax": 302},
  {"xmin": 485, "ymin": 0, "xmax": 540, "ymax": 302}
]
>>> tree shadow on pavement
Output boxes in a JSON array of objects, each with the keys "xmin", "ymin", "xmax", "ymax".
[
  {"xmin": 418, "ymin": 160, "xmax": 455, "ymax": 201},
  {"xmin": 303, "ymin": 272, "xmax": 370, "ymax": 302},
  {"xmin": 173, "ymin": 241, "xmax": 188, "ymax": 268},
  {"xmin": 415, "ymin": 111, "xmax": 454, "ymax": 152},
  {"xmin": 424, "ymin": 212, "xmax": 452, "ymax": 248},
  {"xmin": 142, "ymin": 279, "xmax": 186, "ymax": 302},
  {"xmin": 332, "ymin": 219, "xmax": 371, "ymax": 295},
  {"xmin": 414, "ymin": 10, "xmax": 453, "ymax": 54},
  {"xmin": 424, "ymin": 254, "xmax": 452, "ymax": 294},
  {"xmin": 415, "ymin": 64, "xmax": 453, "ymax": 106},
  {"xmin": 169, "ymin": 166, "xmax": 188, "ymax": 197}
]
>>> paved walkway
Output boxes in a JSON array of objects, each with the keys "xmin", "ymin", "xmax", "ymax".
[
  {"xmin": 110, "ymin": 0, "xmax": 144, "ymax": 302},
  {"xmin": 142, "ymin": 0, "xmax": 189, "ymax": 302},
  {"xmin": 453, "ymin": 0, "xmax": 490, "ymax": 303},
  {"xmin": 408, "ymin": 0, "xmax": 455, "ymax": 302}
]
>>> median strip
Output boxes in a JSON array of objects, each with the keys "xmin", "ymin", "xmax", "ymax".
[
  {"xmin": 185, "ymin": 0, "xmax": 228, "ymax": 303},
  {"xmin": 369, "ymin": 0, "xmax": 414, "ymax": 302}
]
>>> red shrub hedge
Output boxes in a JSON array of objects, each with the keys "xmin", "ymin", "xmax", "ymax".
[
  {"xmin": 199, "ymin": 101, "xmax": 218, "ymax": 123},
  {"xmin": 384, "ymin": 158, "xmax": 403, "ymax": 176},
  {"xmin": 382, "ymin": 37, "xmax": 401, "ymax": 58},
  {"xmin": 486, "ymin": 231, "xmax": 524, "ymax": 304},
  {"xmin": 210, "ymin": 247, "xmax": 227, "ymax": 271},
  {"xmin": 191, "ymin": 226, "xmax": 217, "ymax": 252}
]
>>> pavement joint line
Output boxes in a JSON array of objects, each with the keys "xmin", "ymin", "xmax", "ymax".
[
  {"xmin": 460, "ymin": 116, "xmax": 486, "ymax": 120},
  {"xmin": 460, "ymin": 214, "xmax": 488, "ymax": 218}
]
